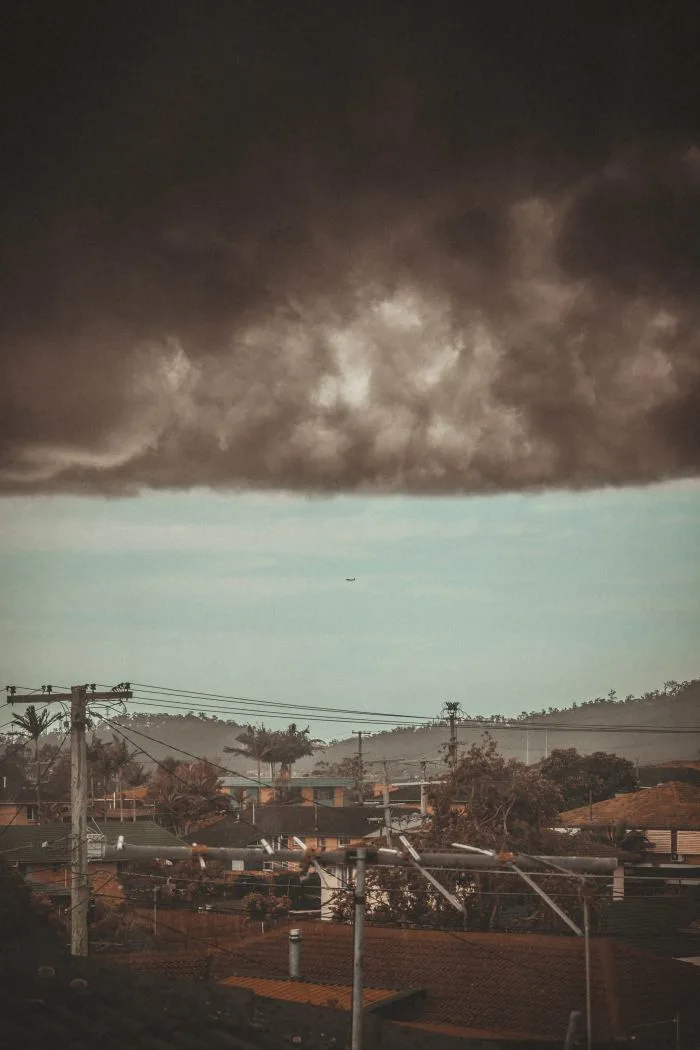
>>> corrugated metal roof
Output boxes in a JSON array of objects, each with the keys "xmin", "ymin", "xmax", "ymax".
[{"xmin": 0, "ymin": 820, "xmax": 187, "ymax": 864}]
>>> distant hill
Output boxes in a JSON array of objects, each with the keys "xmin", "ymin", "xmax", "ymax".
[
  {"xmin": 302, "ymin": 679, "xmax": 700, "ymax": 778},
  {"xmin": 20, "ymin": 677, "xmax": 699, "ymax": 781}
]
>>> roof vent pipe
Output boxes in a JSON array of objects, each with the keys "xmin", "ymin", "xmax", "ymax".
[{"xmin": 289, "ymin": 928, "xmax": 302, "ymax": 980}]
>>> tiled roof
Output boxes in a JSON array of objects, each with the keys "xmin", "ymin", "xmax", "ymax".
[
  {"xmin": 0, "ymin": 820, "xmax": 187, "ymax": 864},
  {"xmin": 244, "ymin": 804, "xmax": 373, "ymax": 838},
  {"xmin": 221, "ymin": 975, "xmax": 401, "ymax": 1010},
  {"xmin": 560, "ymin": 781, "xmax": 700, "ymax": 828},
  {"xmin": 187, "ymin": 815, "xmax": 260, "ymax": 849},
  {"xmin": 217, "ymin": 922, "xmax": 700, "ymax": 1042}
]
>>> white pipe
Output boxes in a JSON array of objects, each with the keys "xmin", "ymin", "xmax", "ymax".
[{"xmin": 289, "ymin": 928, "xmax": 301, "ymax": 980}]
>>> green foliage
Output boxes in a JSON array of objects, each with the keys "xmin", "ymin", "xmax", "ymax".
[
  {"xmin": 426, "ymin": 734, "xmax": 564, "ymax": 854},
  {"xmin": 146, "ymin": 756, "xmax": 227, "ymax": 835},
  {"xmin": 225, "ymin": 722, "xmax": 322, "ymax": 780},
  {"xmin": 332, "ymin": 736, "xmax": 580, "ymax": 934},
  {"xmin": 242, "ymin": 891, "xmax": 290, "ymax": 919},
  {"xmin": 539, "ymin": 747, "xmax": 638, "ymax": 810}
]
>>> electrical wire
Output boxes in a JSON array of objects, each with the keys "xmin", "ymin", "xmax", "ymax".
[{"xmin": 98, "ymin": 681, "xmax": 700, "ymax": 733}]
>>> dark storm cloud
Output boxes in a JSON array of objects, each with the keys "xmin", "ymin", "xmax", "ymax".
[{"xmin": 1, "ymin": 4, "xmax": 699, "ymax": 495}]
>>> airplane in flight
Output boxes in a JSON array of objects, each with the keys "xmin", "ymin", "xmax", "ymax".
[{"xmin": 345, "ymin": 577, "xmax": 356, "ymax": 582}]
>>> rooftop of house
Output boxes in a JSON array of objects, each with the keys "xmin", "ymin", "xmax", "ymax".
[
  {"xmin": 559, "ymin": 781, "xmax": 700, "ymax": 829},
  {"xmin": 186, "ymin": 814, "xmax": 261, "ymax": 849},
  {"xmin": 0, "ymin": 820, "xmax": 187, "ymax": 865},
  {"xmin": 197, "ymin": 805, "xmax": 373, "ymax": 842},
  {"xmin": 220, "ymin": 975, "xmax": 411, "ymax": 1012},
  {"xmin": 217, "ymin": 922, "xmax": 700, "ymax": 1044}
]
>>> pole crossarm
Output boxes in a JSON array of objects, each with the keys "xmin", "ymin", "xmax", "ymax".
[{"xmin": 6, "ymin": 687, "xmax": 133, "ymax": 704}]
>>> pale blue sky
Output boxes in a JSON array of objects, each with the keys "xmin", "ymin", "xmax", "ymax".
[{"xmin": 1, "ymin": 481, "xmax": 698, "ymax": 735}]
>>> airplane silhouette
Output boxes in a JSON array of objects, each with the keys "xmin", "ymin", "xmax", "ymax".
[{"xmin": 345, "ymin": 577, "xmax": 356, "ymax": 582}]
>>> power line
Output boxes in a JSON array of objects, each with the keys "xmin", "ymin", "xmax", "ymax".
[
  {"xmin": 128, "ymin": 682, "xmax": 433, "ymax": 721},
  {"xmin": 117, "ymin": 694, "xmax": 700, "ymax": 734}
]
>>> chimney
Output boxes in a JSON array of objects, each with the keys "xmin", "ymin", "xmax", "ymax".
[{"xmin": 289, "ymin": 928, "xmax": 302, "ymax": 980}]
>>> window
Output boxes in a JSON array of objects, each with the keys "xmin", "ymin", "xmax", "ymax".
[
  {"xmin": 316, "ymin": 837, "xmax": 327, "ymax": 850},
  {"xmin": 231, "ymin": 859, "xmax": 244, "ymax": 872},
  {"xmin": 313, "ymin": 787, "xmax": 334, "ymax": 802},
  {"xmin": 25, "ymin": 805, "xmax": 37, "ymax": 822},
  {"xmin": 263, "ymin": 860, "xmax": 275, "ymax": 872},
  {"xmin": 337, "ymin": 837, "xmax": 350, "ymax": 846}
]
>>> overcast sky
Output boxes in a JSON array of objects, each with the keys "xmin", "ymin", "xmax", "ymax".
[{"xmin": 1, "ymin": 7, "xmax": 698, "ymax": 731}]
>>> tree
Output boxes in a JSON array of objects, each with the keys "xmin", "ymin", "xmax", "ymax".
[
  {"xmin": 539, "ymin": 748, "xmax": 638, "ymax": 810},
  {"xmin": 273, "ymin": 723, "xmax": 323, "ymax": 779},
  {"xmin": 87, "ymin": 736, "xmax": 114, "ymax": 801},
  {"xmin": 147, "ymin": 756, "xmax": 227, "ymax": 836},
  {"xmin": 312, "ymin": 756, "xmax": 373, "ymax": 801},
  {"xmin": 107, "ymin": 734, "xmax": 135, "ymax": 821},
  {"xmin": 224, "ymin": 724, "xmax": 279, "ymax": 782},
  {"xmin": 333, "ymin": 735, "xmax": 574, "ymax": 934},
  {"xmin": 224, "ymin": 723, "xmax": 322, "ymax": 788},
  {"xmin": 426, "ymin": 735, "xmax": 564, "ymax": 855},
  {"xmin": 10, "ymin": 705, "xmax": 63, "ymax": 822}
]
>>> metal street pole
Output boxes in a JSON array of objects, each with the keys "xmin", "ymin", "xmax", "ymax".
[
  {"xmin": 350, "ymin": 847, "xmax": 367, "ymax": 1050},
  {"xmin": 71, "ymin": 685, "xmax": 89, "ymax": 957},
  {"xmin": 584, "ymin": 895, "xmax": 592, "ymax": 1050}
]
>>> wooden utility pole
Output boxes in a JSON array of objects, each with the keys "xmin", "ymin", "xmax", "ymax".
[
  {"xmin": 420, "ymin": 760, "xmax": 428, "ymax": 817},
  {"xmin": 6, "ymin": 682, "xmax": 132, "ymax": 957},
  {"xmin": 350, "ymin": 847, "xmax": 367, "ymax": 1050}
]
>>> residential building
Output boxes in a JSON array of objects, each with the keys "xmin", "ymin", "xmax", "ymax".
[
  {"xmin": 219, "ymin": 776, "xmax": 355, "ymax": 807},
  {"xmin": 0, "ymin": 789, "xmax": 156, "ymax": 826},
  {"xmin": 0, "ymin": 819, "xmax": 187, "ymax": 906},
  {"xmin": 189, "ymin": 805, "xmax": 373, "ymax": 920},
  {"xmin": 559, "ymin": 781, "xmax": 700, "ymax": 866}
]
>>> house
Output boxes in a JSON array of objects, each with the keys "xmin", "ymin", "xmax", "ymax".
[
  {"xmin": 0, "ymin": 819, "xmax": 188, "ymax": 906},
  {"xmin": 219, "ymin": 776, "xmax": 355, "ymax": 807},
  {"xmin": 0, "ymin": 797, "xmax": 43, "ymax": 825},
  {"xmin": 189, "ymin": 806, "xmax": 373, "ymax": 921},
  {"xmin": 559, "ymin": 781, "xmax": 700, "ymax": 867},
  {"xmin": 0, "ymin": 789, "xmax": 156, "ymax": 826},
  {"xmin": 192, "ymin": 805, "xmax": 373, "ymax": 859},
  {"xmin": 218, "ymin": 922, "xmax": 700, "ymax": 1045}
]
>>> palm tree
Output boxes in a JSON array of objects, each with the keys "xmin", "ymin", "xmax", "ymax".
[
  {"xmin": 108, "ymin": 735, "xmax": 135, "ymax": 821},
  {"xmin": 272, "ymin": 724, "xmax": 323, "ymax": 780},
  {"xmin": 224, "ymin": 725, "xmax": 280, "ymax": 783},
  {"xmin": 10, "ymin": 705, "xmax": 62, "ymax": 823}
]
